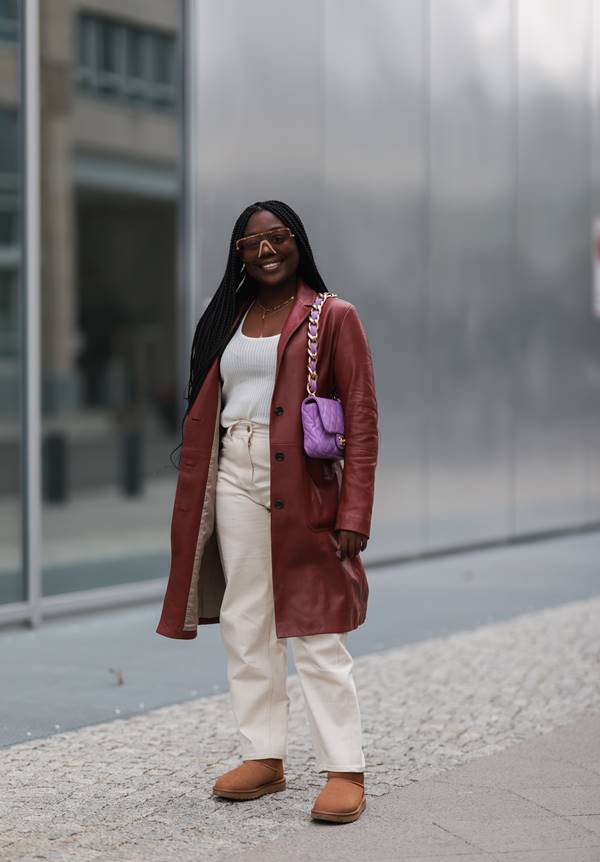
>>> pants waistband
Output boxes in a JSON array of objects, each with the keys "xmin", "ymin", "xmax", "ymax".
[
  {"xmin": 221, "ymin": 421, "xmax": 269, "ymax": 483},
  {"xmin": 222, "ymin": 420, "xmax": 270, "ymax": 439}
]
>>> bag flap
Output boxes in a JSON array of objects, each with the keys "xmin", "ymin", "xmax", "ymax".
[{"xmin": 313, "ymin": 396, "xmax": 344, "ymax": 435}]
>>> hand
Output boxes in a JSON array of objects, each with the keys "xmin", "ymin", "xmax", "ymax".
[{"xmin": 335, "ymin": 529, "xmax": 368, "ymax": 560}]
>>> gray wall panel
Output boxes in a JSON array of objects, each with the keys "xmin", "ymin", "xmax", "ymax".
[
  {"xmin": 427, "ymin": 0, "xmax": 513, "ymax": 547},
  {"xmin": 586, "ymin": 0, "xmax": 600, "ymax": 517},
  {"xmin": 191, "ymin": 0, "xmax": 324, "ymax": 315},
  {"xmin": 190, "ymin": 0, "xmax": 600, "ymax": 562},
  {"xmin": 323, "ymin": 0, "xmax": 426, "ymax": 557},
  {"xmin": 514, "ymin": 0, "xmax": 590, "ymax": 531}
]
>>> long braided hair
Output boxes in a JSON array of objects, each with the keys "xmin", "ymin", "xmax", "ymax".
[{"xmin": 169, "ymin": 199, "xmax": 329, "ymax": 468}]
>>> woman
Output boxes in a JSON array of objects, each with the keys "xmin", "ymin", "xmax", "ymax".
[{"xmin": 156, "ymin": 200, "xmax": 379, "ymax": 824}]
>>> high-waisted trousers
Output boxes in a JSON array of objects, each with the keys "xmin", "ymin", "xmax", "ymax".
[{"xmin": 214, "ymin": 419, "xmax": 365, "ymax": 773}]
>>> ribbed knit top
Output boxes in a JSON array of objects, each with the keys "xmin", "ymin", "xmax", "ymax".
[{"xmin": 219, "ymin": 304, "xmax": 280, "ymax": 427}]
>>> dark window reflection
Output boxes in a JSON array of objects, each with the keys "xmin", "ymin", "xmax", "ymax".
[
  {"xmin": 0, "ymin": 8, "xmax": 23, "ymax": 604},
  {"xmin": 76, "ymin": 12, "xmax": 176, "ymax": 110},
  {"xmin": 0, "ymin": 0, "xmax": 18, "ymax": 42},
  {"xmin": 41, "ymin": 3, "xmax": 181, "ymax": 598}
]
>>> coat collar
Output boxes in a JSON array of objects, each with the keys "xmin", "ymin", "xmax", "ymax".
[{"xmin": 275, "ymin": 277, "xmax": 316, "ymax": 377}]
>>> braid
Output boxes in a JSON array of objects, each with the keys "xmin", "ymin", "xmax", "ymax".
[{"xmin": 169, "ymin": 199, "xmax": 329, "ymax": 468}]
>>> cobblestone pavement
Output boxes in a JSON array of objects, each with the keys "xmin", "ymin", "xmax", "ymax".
[{"xmin": 1, "ymin": 595, "xmax": 599, "ymax": 862}]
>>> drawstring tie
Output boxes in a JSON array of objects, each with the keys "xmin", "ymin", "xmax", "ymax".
[{"xmin": 246, "ymin": 423, "xmax": 255, "ymax": 482}]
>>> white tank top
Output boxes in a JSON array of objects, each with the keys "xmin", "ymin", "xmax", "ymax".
[{"xmin": 219, "ymin": 305, "xmax": 280, "ymax": 427}]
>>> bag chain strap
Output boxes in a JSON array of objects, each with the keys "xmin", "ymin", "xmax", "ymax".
[
  {"xmin": 305, "ymin": 292, "xmax": 346, "ymax": 450},
  {"xmin": 306, "ymin": 292, "xmax": 337, "ymax": 396}
]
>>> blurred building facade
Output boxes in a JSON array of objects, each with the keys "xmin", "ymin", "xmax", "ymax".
[
  {"xmin": 2, "ymin": 0, "xmax": 182, "ymax": 621},
  {"xmin": 2, "ymin": 0, "xmax": 600, "ymax": 630}
]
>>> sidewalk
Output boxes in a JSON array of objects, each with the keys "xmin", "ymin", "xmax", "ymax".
[
  {"xmin": 220, "ymin": 712, "xmax": 600, "ymax": 862},
  {"xmin": 2, "ymin": 530, "xmax": 599, "ymax": 748},
  {"xmin": 0, "ymin": 593, "xmax": 599, "ymax": 861}
]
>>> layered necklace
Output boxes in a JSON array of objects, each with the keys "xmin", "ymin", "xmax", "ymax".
[{"xmin": 253, "ymin": 293, "xmax": 295, "ymax": 337}]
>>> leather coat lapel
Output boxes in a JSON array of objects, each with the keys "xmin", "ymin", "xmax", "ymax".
[{"xmin": 275, "ymin": 278, "xmax": 316, "ymax": 378}]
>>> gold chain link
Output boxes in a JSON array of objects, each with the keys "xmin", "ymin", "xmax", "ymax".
[{"xmin": 306, "ymin": 292, "xmax": 338, "ymax": 397}]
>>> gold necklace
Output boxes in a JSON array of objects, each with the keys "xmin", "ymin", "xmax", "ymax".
[
  {"xmin": 253, "ymin": 293, "xmax": 295, "ymax": 337},
  {"xmin": 255, "ymin": 293, "xmax": 295, "ymax": 316}
]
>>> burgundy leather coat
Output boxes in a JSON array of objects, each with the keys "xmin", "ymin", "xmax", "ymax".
[{"xmin": 156, "ymin": 278, "xmax": 379, "ymax": 640}]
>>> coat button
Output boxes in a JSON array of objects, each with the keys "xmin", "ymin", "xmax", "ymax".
[
  {"xmin": 275, "ymin": 452, "xmax": 285, "ymax": 461},
  {"xmin": 274, "ymin": 499, "xmax": 284, "ymax": 509},
  {"xmin": 274, "ymin": 406, "xmax": 284, "ymax": 415}
]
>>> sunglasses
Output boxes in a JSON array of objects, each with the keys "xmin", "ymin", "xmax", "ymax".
[{"xmin": 235, "ymin": 227, "xmax": 296, "ymax": 257}]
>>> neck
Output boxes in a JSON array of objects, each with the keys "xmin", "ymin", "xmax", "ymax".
[{"xmin": 256, "ymin": 273, "xmax": 299, "ymax": 306}]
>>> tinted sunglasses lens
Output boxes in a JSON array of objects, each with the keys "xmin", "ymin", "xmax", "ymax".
[
  {"xmin": 237, "ymin": 228, "xmax": 292, "ymax": 255},
  {"xmin": 237, "ymin": 237, "xmax": 259, "ymax": 254},
  {"xmin": 266, "ymin": 229, "xmax": 292, "ymax": 245}
]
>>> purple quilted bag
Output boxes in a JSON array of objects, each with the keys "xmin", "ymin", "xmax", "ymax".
[{"xmin": 301, "ymin": 292, "xmax": 346, "ymax": 460}]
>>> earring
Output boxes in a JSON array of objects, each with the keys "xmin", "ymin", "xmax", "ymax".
[{"xmin": 236, "ymin": 262, "xmax": 246, "ymax": 292}]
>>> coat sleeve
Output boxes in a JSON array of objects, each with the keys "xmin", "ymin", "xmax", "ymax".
[{"xmin": 332, "ymin": 303, "xmax": 379, "ymax": 537}]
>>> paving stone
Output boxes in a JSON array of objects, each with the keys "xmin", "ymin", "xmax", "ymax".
[
  {"xmin": 509, "ymin": 784, "xmax": 600, "ymax": 817},
  {"xmin": 433, "ymin": 813, "xmax": 597, "ymax": 854},
  {"xmin": 495, "ymin": 850, "xmax": 600, "ymax": 862}
]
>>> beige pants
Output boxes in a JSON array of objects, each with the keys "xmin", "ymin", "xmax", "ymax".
[{"xmin": 215, "ymin": 419, "xmax": 365, "ymax": 773}]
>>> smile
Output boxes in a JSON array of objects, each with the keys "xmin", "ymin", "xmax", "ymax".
[{"xmin": 260, "ymin": 260, "xmax": 282, "ymax": 271}]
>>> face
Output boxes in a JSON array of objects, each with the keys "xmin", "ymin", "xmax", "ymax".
[{"xmin": 238, "ymin": 210, "xmax": 300, "ymax": 289}]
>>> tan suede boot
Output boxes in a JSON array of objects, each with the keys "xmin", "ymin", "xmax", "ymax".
[
  {"xmin": 212, "ymin": 758, "xmax": 286, "ymax": 800},
  {"xmin": 310, "ymin": 771, "xmax": 366, "ymax": 823}
]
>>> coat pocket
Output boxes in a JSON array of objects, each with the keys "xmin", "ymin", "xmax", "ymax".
[{"xmin": 303, "ymin": 457, "xmax": 340, "ymax": 531}]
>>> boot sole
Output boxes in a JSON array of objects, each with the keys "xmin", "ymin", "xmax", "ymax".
[
  {"xmin": 212, "ymin": 777, "xmax": 286, "ymax": 800},
  {"xmin": 311, "ymin": 795, "xmax": 367, "ymax": 823}
]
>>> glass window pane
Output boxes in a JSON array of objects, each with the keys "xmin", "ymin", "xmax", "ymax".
[
  {"xmin": 153, "ymin": 33, "xmax": 175, "ymax": 86},
  {"xmin": 98, "ymin": 19, "xmax": 120, "ymax": 74},
  {"xmin": 0, "ymin": 109, "xmax": 18, "ymax": 173},
  {"xmin": 150, "ymin": 33, "xmax": 175, "ymax": 108},
  {"xmin": 0, "ymin": 270, "xmax": 17, "ymax": 343},
  {"xmin": 0, "ymin": 209, "xmax": 17, "ymax": 244},
  {"xmin": 126, "ymin": 25, "xmax": 143, "ymax": 79},
  {"xmin": 0, "ymin": 0, "xmax": 18, "ymax": 42},
  {"xmin": 0, "ymin": 0, "xmax": 18, "ymax": 17},
  {"xmin": 40, "ymin": 3, "xmax": 182, "ymax": 598},
  {"xmin": 0, "ymin": 13, "xmax": 23, "ymax": 605},
  {"xmin": 124, "ymin": 25, "xmax": 151, "ymax": 103},
  {"xmin": 76, "ymin": 15, "xmax": 177, "ymax": 112},
  {"xmin": 78, "ymin": 14, "xmax": 94, "ymax": 71}
]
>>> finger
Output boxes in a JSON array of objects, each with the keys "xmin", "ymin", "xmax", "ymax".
[{"xmin": 339, "ymin": 536, "xmax": 349, "ymax": 560}]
